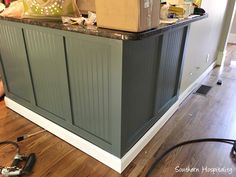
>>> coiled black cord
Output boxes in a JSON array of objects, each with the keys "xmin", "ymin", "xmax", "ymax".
[
  {"xmin": 0, "ymin": 141, "xmax": 20, "ymax": 154},
  {"xmin": 0, "ymin": 141, "xmax": 20, "ymax": 173},
  {"xmin": 146, "ymin": 138, "xmax": 236, "ymax": 177}
]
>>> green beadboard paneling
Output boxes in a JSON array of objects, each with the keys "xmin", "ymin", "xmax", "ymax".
[
  {"xmin": 23, "ymin": 29, "xmax": 72, "ymax": 122},
  {"xmin": 0, "ymin": 24, "xmax": 34, "ymax": 103},
  {"xmin": 0, "ymin": 19, "xmax": 189, "ymax": 158},
  {"xmin": 121, "ymin": 26, "xmax": 188, "ymax": 155},
  {"xmin": 155, "ymin": 27, "xmax": 186, "ymax": 113},
  {"xmin": 66, "ymin": 37, "xmax": 112, "ymax": 143}
]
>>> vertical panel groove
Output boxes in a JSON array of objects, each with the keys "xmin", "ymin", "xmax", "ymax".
[
  {"xmin": 66, "ymin": 37, "xmax": 111, "ymax": 143},
  {"xmin": 21, "ymin": 29, "xmax": 37, "ymax": 105},
  {"xmin": 63, "ymin": 36, "xmax": 74, "ymax": 124},
  {"xmin": 157, "ymin": 28, "xmax": 185, "ymax": 111},
  {"xmin": 24, "ymin": 29, "xmax": 72, "ymax": 121},
  {"xmin": 0, "ymin": 24, "xmax": 34, "ymax": 102}
]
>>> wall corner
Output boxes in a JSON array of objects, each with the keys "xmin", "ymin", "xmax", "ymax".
[{"xmin": 216, "ymin": 50, "xmax": 227, "ymax": 66}]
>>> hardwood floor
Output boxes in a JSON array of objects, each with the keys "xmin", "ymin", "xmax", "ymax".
[{"xmin": 1, "ymin": 57, "xmax": 236, "ymax": 176}]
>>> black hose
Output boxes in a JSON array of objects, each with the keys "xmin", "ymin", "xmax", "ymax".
[{"xmin": 145, "ymin": 138, "xmax": 235, "ymax": 177}]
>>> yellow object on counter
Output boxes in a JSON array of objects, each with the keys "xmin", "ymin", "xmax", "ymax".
[
  {"xmin": 167, "ymin": 0, "xmax": 184, "ymax": 5},
  {"xmin": 169, "ymin": 6, "xmax": 185, "ymax": 16},
  {"xmin": 193, "ymin": 0, "xmax": 202, "ymax": 7}
]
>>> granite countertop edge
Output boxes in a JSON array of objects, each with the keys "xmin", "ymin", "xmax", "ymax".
[{"xmin": 0, "ymin": 14, "xmax": 208, "ymax": 40}]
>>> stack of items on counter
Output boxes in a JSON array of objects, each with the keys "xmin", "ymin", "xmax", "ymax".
[
  {"xmin": 0, "ymin": 2, "xmax": 6, "ymax": 13},
  {"xmin": 0, "ymin": 1, "xmax": 205, "ymax": 31},
  {"xmin": 62, "ymin": 0, "xmax": 96, "ymax": 26},
  {"xmin": 0, "ymin": 0, "xmax": 81, "ymax": 18},
  {"xmin": 0, "ymin": 0, "xmax": 10, "ymax": 8},
  {"xmin": 160, "ymin": 0, "xmax": 205, "ymax": 24},
  {"xmin": 62, "ymin": 0, "xmax": 161, "ymax": 32},
  {"xmin": 0, "ymin": 0, "xmax": 96, "ymax": 26},
  {"xmin": 0, "ymin": 0, "xmax": 161, "ymax": 32},
  {"xmin": 0, "ymin": 0, "xmax": 24, "ymax": 18}
]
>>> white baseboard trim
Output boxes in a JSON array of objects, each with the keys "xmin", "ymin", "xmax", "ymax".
[
  {"xmin": 4, "ymin": 62, "xmax": 215, "ymax": 173},
  {"xmin": 231, "ymin": 60, "xmax": 236, "ymax": 66},
  {"xmin": 121, "ymin": 100, "xmax": 179, "ymax": 171},
  {"xmin": 4, "ymin": 97, "xmax": 178, "ymax": 173},
  {"xmin": 228, "ymin": 33, "xmax": 236, "ymax": 44},
  {"xmin": 4, "ymin": 97, "xmax": 123, "ymax": 172},
  {"xmin": 179, "ymin": 61, "xmax": 216, "ymax": 104}
]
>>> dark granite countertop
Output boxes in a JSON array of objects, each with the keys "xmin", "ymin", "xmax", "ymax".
[{"xmin": 0, "ymin": 14, "xmax": 207, "ymax": 40}]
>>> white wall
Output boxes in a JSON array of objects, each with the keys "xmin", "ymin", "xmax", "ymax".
[
  {"xmin": 231, "ymin": 12, "xmax": 236, "ymax": 34},
  {"xmin": 180, "ymin": 0, "xmax": 228, "ymax": 93},
  {"xmin": 228, "ymin": 11, "xmax": 236, "ymax": 44}
]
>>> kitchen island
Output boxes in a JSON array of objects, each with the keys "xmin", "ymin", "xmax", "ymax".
[{"xmin": 0, "ymin": 15, "xmax": 207, "ymax": 173}]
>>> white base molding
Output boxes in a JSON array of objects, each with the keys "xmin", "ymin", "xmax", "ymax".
[
  {"xmin": 4, "ymin": 97, "xmax": 178, "ymax": 173},
  {"xmin": 120, "ymin": 100, "xmax": 179, "ymax": 171},
  {"xmin": 228, "ymin": 33, "xmax": 236, "ymax": 44},
  {"xmin": 231, "ymin": 60, "xmax": 236, "ymax": 66},
  {"xmin": 4, "ymin": 62, "xmax": 216, "ymax": 173},
  {"xmin": 179, "ymin": 61, "xmax": 216, "ymax": 104},
  {"xmin": 4, "ymin": 97, "xmax": 122, "ymax": 173}
]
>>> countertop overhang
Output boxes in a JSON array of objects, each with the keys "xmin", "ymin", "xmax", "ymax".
[
  {"xmin": 0, "ymin": 14, "xmax": 207, "ymax": 40},
  {"xmin": 0, "ymin": 14, "xmax": 208, "ymax": 40}
]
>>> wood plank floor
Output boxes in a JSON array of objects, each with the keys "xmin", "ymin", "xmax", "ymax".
[{"xmin": 1, "ymin": 53, "xmax": 236, "ymax": 176}]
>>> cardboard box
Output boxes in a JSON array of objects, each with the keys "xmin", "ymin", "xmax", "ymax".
[
  {"xmin": 95, "ymin": 0, "xmax": 160, "ymax": 32},
  {"xmin": 77, "ymin": 0, "xmax": 96, "ymax": 14}
]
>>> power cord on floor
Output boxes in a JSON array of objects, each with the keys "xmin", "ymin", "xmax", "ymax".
[
  {"xmin": 231, "ymin": 139, "xmax": 236, "ymax": 160},
  {"xmin": 145, "ymin": 138, "xmax": 236, "ymax": 177},
  {"xmin": 0, "ymin": 141, "xmax": 20, "ymax": 153},
  {"xmin": 0, "ymin": 140, "xmax": 36, "ymax": 177},
  {"xmin": 0, "ymin": 129, "xmax": 46, "ymax": 176}
]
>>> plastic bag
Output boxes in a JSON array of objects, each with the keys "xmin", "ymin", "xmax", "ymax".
[
  {"xmin": 0, "ymin": 3, "xmax": 5, "ymax": 13},
  {"xmin": 0, "ymin": 1, "xmax": 24, "ymax": 18},
  {"xmin": 62, "ymin": 11, "xmax": 96, "ymax": 25},
  {"xmin": 22, "ymin": 0, "xmax": 80, "ymax": 19}
]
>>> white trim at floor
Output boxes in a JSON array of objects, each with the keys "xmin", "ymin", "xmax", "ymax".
[
  {"xmin": 228, "ymin": 33, "xmax": 236, "ymax": 44},
  {"xmin": 179, "ymin": 61, "xmax": 216, "ymax": 104},
  {"xmin": 4, "ymin": 97, "xmax": 123, "ymax": 173},
  {"xmin": 231, "ymin": 61, "xmax": 236, "ymax": 66},
  {"xmin": 4, "ymin": 61, "xmax": 216, "ymax": 173}
]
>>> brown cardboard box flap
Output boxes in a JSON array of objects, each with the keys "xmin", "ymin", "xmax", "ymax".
[
  {"xmin": 77, "ymin": 0, "xmax": 96, "ymax": 14},
  {"xmin": 96, "ymin": 0, "xmax": 160, "ymax": 32}
]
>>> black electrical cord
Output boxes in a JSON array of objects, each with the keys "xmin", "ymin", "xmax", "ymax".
[
  {"xmin": 231, "ymin": 140, "xmax": 236, "ymax": 160},
  {"xmin": 0, "ymin": 141, "xmax": 20, "ymax": 154},
  {"xmin": 145, "ymin": 138, "xmax": 236, "ymax": 177},
  {"xmin": 0, "ymin": 141, "xmax": 20, "ymax": 173}
]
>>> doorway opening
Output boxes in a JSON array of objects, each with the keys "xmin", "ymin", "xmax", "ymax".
[
  {"xmin": 225, "ymin": 44, "xmax": 236, "ymax": 67},
  {"xmin": 225, "ymin": 9, "xmax": 236, "ymax": 67}
]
